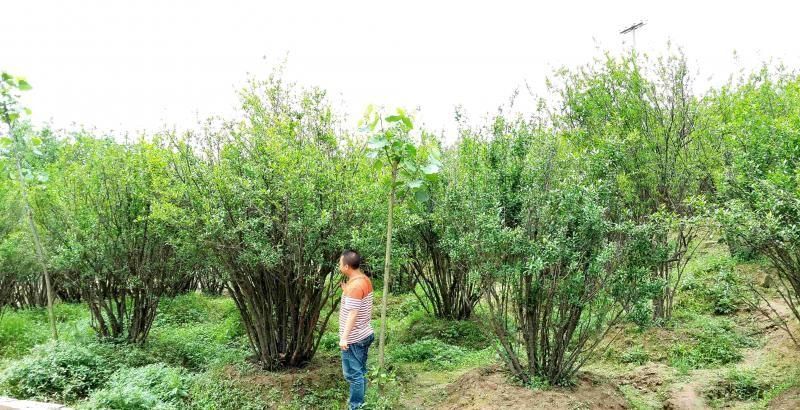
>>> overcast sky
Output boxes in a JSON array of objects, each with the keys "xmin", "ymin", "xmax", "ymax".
[{"xmin": 3, "ymin": 0, "xmax": 799, "ymax": 139}]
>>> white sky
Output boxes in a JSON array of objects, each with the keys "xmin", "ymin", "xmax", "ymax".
[{"xmin": 3, "ymin": 0, "xmax": 799, "ymax": 140}]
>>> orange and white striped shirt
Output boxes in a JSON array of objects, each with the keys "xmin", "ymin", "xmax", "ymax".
[{"xmin": 339, "ymin": 280, "xmax": 374, "ymax": 344}]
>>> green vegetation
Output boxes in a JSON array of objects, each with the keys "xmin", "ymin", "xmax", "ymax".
[
  {"xmin": 3, "ymin": 48, "xmax": 800, "ymax": 408},
  {"xmin": 0, "ymin": 341, "xmax": 110, "ymax": 403},
  {"xmin": 667, "ymin": 316, "xmax": 751, "ymax": 371},
  {"xmin": 706, "ymin": 368, "xmax": 773, "ymax": 402}
]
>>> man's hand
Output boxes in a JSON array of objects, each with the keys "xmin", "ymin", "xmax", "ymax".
[{"xmin": 339, "ymin": 339, "xmax": 349, "ymax": 350}]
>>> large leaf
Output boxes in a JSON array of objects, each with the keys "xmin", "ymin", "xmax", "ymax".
[
  {"xmin": 367, "ymin": 136, "xmax": 389, "ymax": 150},
  {"xmin": 404, "ymin": 143, "xmax": 417, "ymax": 158},
  {"xmin": 422, "ymin": 163, "xmax": 440, "ymax": 175},
  {"xmin": 401, "ymin": 116, "xmax": 413, "ymax": 130},
  {"xmin": 17, "ymin": 79, "xmax": 32, "ymax": 91},
  {"xmin": 407, "ymin": 179, "xmax": 423, "ymax": 189}
]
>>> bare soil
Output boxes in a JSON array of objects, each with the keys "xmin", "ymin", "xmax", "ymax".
[
  {"xmin": 663, "ymin": 378, "xmax": 711, "ymax": 410},
  {"xmin": 429, "ymin": 366, "xmax": 629, "ymax": 410},
  {"xmin": 768, "ymin": 387, "xmax": 800, "ymax": 409}
]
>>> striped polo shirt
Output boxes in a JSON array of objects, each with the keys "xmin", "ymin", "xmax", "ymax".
[{"xmin": 339, "ymin": 286, "xmax": 374, "ymax": 344}]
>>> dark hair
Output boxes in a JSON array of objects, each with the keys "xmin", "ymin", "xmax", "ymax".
[{"xmin": 341, "ymin": 249, "xmax": 362, "ymax": 270}]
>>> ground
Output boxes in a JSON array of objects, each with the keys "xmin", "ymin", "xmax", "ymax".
[{"xmin": 1, "ymin": 241, "xmax": 800, "ymax": 409}]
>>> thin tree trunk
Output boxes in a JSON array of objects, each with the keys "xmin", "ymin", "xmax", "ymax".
[
  {"xmin": 378, "ymin": 163, "xmax": 397, "ymax": 372},
  {"xmin": 12, "ymin": 134, "xmax": 57, "ymax": 340}
]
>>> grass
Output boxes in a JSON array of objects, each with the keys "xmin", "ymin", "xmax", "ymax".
[{"xmin": 2, "ymin": 244, "xmax": 800, "ymax": 409}]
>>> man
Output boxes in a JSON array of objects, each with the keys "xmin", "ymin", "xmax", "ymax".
[{"xmin": 338, "ymin": 249, "xmax": 375, "ymax": 410}]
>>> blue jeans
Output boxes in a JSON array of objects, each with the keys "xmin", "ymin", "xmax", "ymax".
[{"xmin": 341, "ymin": 332, "xmax": 374, "ymax": 409}]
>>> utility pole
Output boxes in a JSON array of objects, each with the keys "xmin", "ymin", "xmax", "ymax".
[{"xmin": 620, "ymin": 21, "xmax": 646, "ymax": 50}]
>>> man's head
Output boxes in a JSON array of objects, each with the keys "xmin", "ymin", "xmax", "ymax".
[{"xmin": 339, "ymin": 249, "xmax": 362, "ymax": 277}]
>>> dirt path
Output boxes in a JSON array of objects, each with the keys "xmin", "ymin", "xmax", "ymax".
[
  {"xmin": 664, "ymin": 378, "xmax": 710, "ymax": 410},
  {"xmin": 0, "ymin": 397, "xmax": 70, "ymax": 410}
]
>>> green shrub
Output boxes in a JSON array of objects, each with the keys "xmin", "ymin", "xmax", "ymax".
[
  {"xmin": 87, "ymin": 342, "xmax": 155, "ymax": 370},
  {"xmin": 400, "ymin": 314, "xmax": 488, "ymax": 350},
  {"xmin": 706, "ymin": 369, "xmax": 772, "ymax": 401},
  {"xmin": 292, "ymin": 386, "xmax": 347, "ymax": 409},
  {"xmin": 620, "ymin": 346, "xmax": 650, "ymax": 365},
  {"xmin": 668, "ymin": 318, "xmax": 749, "ymax": 370},
  {"xmin": 0, "ymin": 304, "xmax": 95, "ymax": 360},
  {"xmin": 147, "ymin": 323, "xmax": 247, "ymax": 371},
  {"xmin": 707, "ymin": 268, "xmax": 741, "ymax": 315},
  {"xmin": 0, "ymin": 311, "xmax": 49, "ymax": 358},
  {"xmin": 319, "ymin": 331, "xmax": 339, "ymax": 353},
  {"xmin": 627, "ymin": 300, "xmax": 654, "ymax": 329},
  {"xmin": 390, "ymin": 338, "xmax": 465, "ymax": 369},
  {"xmin": 155, "ymin": 293, "xmax": 214, "ymax": 326},
  {"xmin": 385, "ymin": 293, "xmax": 425, "ymax": 320},
  {"xmin": 0, "ymin": 340, "xmax": 109, "ymax": 403},
  {"xmin": 82, "ymin": 364, "xmax": 189, "ymax": 410},
  {"xmin": 187, "ymin": 370, "xmax": 272, "ymax": 410}
]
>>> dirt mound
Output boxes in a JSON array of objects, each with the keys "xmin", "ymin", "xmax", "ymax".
[
  {"xmin": 224, "ymin": 354, "xmax": 345, "ymax": 402},
  {"xmin": 768, "ymin": 387, "xmax": 800, "ymax": 409},
  {"xmin": 435, "ymin": 366, "xmax": 629, "ymax": 410},
  {"xmin": 618, "ymin": 364, "xmax": 669, "ymax": 393}
]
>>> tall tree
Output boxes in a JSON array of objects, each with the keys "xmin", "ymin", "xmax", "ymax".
[{"xmin": 0, "ymin": 72, "xmax": 57, "ymax": 339}]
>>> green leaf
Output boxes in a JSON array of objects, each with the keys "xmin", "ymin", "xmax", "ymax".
[
  {"xmin": 31, "ymin": 136, "xmax": 42, "ymax": 146},
  {"xmin": 407, "ymin": 179, "xmax": 423, "ymax": 189},
  {"xmin": 405, "ymin": 144, "xmax": 417, "ymax": 158},
  {"xmin": 422, "ymin": 163, "xmax": 440, "ymax": 175},
  {"xmin": 17, "ymin": 79, "xmax": 32, "ymax": 91},
  {"xmin": 385, "ymin": 115, "xmax": 402, "ymax": 123},
  {"xmin": 367, "ymin": 136, "xmax": 388, "ymax": 150},
  {"xmin": 401, "ymin": 116, "xmax": 413, "ymax": 130},
  {"xmin": 414, "ymin": 189, "xmax": 430, "ymax": 202},
  {"xmin": 401, "ymin": 159, "xmax": 417, "ymax": 174}
]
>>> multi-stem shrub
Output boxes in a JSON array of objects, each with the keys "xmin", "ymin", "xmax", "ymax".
[
  {"xmin": 456, "ymin": 123, "xmax": 652, "ymax": 386},
  {"xmin": 170, "ymin": 74, "xmax": 380, "ymax": 370},
  {"xmin": 42, "ymin": 137, "xmax": 187, "ymax": 344},
  {"xmin": 401, "ymin": 138, "xmax": 489, "ymax": 320},
  {"xmin": 712, "ymin": 69, "xmax": 800, "ymax": 345},
  {"xmin": 557, "ymin": 52, "xmax": 709, "ymax": 323}
]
